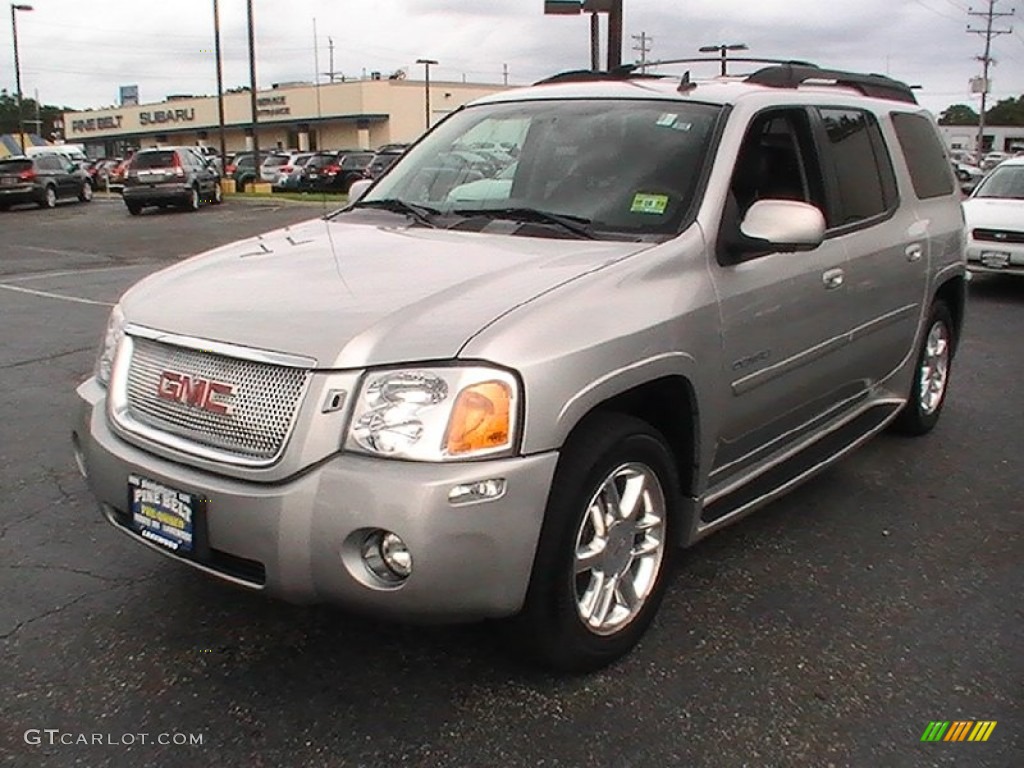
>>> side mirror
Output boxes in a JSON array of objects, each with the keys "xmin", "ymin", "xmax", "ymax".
[
  {"xmin": 348, "ymin": 179, "xmax": 372, "ymax": 202},
  {"xmin": 738, "ymin": 200, "xmax": 825, "ymax": 253}
]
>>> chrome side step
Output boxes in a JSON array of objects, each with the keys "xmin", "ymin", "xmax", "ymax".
[{"xmin": 697, "ymin": 400, "xmax": 903, "ymax": 535}]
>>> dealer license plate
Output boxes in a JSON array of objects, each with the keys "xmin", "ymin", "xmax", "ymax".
[
  {"xmin": 980, "ymin": 251, "xmax": 1010, "ymax": 268},
  {"xmin": 128, "ymin": 474, "xmax": 197, "ymax": 553}
]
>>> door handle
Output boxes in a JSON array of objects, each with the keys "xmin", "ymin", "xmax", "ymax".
[
  {"xmin": 906, "ymin": 244, "xmax": 924, "ymax": 262},
  {"xmin": 822, "ymin": 268, "xmax": 845, "ymax": 290}
]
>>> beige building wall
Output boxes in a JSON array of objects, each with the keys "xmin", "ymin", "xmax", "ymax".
[{"xmin": 62, "ymin": 79, "xmax": 509, "ymax": 155}]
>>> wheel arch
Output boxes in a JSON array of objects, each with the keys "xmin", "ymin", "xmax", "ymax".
[
  {"xmin": 933, "ymin": 273, "xmax": 967, "ymax": 353},
  {"xmin": 553, "ymin": 373, "xmax": 703, "ymax": 545}
]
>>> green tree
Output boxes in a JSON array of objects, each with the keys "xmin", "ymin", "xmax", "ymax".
[
  {"xmin": 984, "ymin": 96, "xmax": 1024, "ymax": 126},
  {"xmin": 938, "ymin": 103, "xmax": 979, "ymax": 126},
  {"xmin": 0, "ymin": 89, "xmax": 71, "ymax": 140}
]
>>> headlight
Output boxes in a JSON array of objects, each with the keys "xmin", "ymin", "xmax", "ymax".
[
  {"xmin": 93, "ymin": 303, "xmax": 126, "ymax": 387},
  {"xmin": 345, "ymin": 366, "xmax": 519, "ymax": 461}
]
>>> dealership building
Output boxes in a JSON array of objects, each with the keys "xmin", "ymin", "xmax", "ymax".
[{"xmin": 59, "ymin": 77, "xmax": 508, "ymax": 158}]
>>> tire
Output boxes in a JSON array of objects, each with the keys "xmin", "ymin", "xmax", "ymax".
[
  {"xmin": 517, "ymin": 413, "xmax": 679, "ymax": 673},
  {"xmin": 891, "ymin": 301, "xmax": 956, "ymax": 436},
  {"xmin": 79, "ymin": 181, "xmax": 93, "ymax": 203},
  {"xmin": 39, "ymin": 185, "xmax": 57, "ymax": 209},
  {"xmin": 211, "ymin": 182, "xmax": 223, "ymax": 204},
  {"xmin": 126, "ymin": 202, "xmax": 142, "ymax": 216}
]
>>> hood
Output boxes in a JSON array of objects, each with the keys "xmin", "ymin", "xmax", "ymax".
[
  {"xmin": 121, "ymin": 216, "xmax": 651, "ymax": 369},
  {"xmin": 962, "ymin": 197, "xmax": 1024, "ymax": 231}
]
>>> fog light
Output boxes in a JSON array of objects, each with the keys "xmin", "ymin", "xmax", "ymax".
[
  {"xmin": 448, "ymin": 478, "xmax": 507, "ymax": 505},
  {"xmin": 361, "ymin": 530, "xmax": 412, "ymax": 583}
]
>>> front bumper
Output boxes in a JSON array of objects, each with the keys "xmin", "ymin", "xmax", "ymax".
[
  {"xmin": 966, "ymin": 241, "xmax": 1024, "ymax": 276},
  {"xmin": 74, "ymin": 378, "xmax": 558, "ymax": 620}
]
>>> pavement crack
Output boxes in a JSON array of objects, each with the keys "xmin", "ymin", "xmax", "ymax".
[
  {"xmin": 0, "ymin": 564, "xmax": 124, "ymax": 583},
  {"xmin": 0, "ymin": 345, "xmax": 94, "ymax": 370}
]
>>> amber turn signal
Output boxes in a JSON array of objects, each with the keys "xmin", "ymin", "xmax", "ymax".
[{"xmin": 444, "ymin": 381, "xmax": 513, "ymax": 455}]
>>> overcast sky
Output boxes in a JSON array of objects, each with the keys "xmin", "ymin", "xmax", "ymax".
[{"xmin": 3, "ymin": 0, "xmax": 1024, "ymax": 116}]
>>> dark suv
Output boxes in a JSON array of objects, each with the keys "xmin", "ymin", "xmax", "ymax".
[
  {"xmin": 0, "ymin": 154, "xmax": 93, "ymax": 210},
  {"xmin": 302, "ymin": 150, "xmax": 375, "ymax": 193},
  {"xmin": 224, "ymin": 152, "xmax": 258, "ymax": 192},
  {"xmin": 122, "ymin": 147, "xmax": 222, "ymax": 215}
]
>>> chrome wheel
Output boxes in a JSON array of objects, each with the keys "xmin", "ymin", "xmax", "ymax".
[
  {"xmin": 45, "ymin": 186, "xmax": 56, "ymax": 208},
  {"xmin": 919, "ymin": 320, "xmax": 950, "ymax": 415},
  {"xmin": 213, "ymin": 182, "xmax": 222, "ymax": 204},
  {"xmin": 189, "ymin": 187, "xmax": 200, "ymax": 210},
  {"xmin": 573, "ymin": 462, "xmax": 667, "ymax": 636},
  {"xmin": 81, "ymin": 182, "xmax": 93, "ymax": 202}
]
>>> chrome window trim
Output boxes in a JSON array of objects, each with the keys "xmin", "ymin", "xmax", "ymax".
[{"xmin": 107, "ymin": 333, "xmax": 311, "ymax": 468}]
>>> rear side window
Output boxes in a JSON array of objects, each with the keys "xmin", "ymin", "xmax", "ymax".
[
  {"xmin": 133, "ymin": 151, "xmax": 176, "ymax": 169},
  {"xmin": 36, "ymin": 155, "xmax": 63, "ymax": 171},
  {"xmin": 890, "ymin": 113, "xmax": 955, "ymax": 199},
  {"xmin": 341, "ymin": 153, "xmax": 374, "ymax": 169},
  {"xmin": 818, "ymin": 108, "xmax": 898, "ymax": 226},
  {"xmin": 262, "ymin": 155, "xmax": 289, "ymax": 167}
]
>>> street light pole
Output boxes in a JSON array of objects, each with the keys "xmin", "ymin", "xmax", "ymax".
[
  {"xmin": 416, "ymin": 58, "xmax": 438, "ymax": 131},
  {"xmin": 698, "ymin": 42, "xmax": 749, "ymax": 76},
  {"xmin": 10, "ymin": 3, "xmax": 33, "ymax": 155}
]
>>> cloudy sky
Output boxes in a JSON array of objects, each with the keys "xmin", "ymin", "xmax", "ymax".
[{"xmin": 3, "ymin": 0, "xmax": 1024, "ymax": 116}]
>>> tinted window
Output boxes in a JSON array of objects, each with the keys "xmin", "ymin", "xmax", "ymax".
[
  {"xmin": 262, "ymin": 155, "xmax": 290, "ymax": 167},
  {"xmin": 890, "ymin": 113, "xmax": 955, "ymax": 199},
  {"xmin": 133, "ymin": 151, "xmax": 176, "ymax": 169},
  {"xmin": 36, "ymin": 155, "xmax": 63, "ymax": 171},
  {"xmin": 341, "ymin": 153, "xmax": 374, "ymax": 169},
  {"xmin": 818, "ymin": 109, "xmax": 896, "ymax": 225}
]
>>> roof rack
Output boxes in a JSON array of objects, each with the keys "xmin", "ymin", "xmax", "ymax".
[
  {"xmin": 533, "ymin": 59, "xmax": 917, "ymax": 105},
  {"xmin": 745, "ymin": 64, "xmax": 917, "ymax": 104},
  {"xmin": 533, "ymin": 68, "xmax": 661, "ymax": 85}
]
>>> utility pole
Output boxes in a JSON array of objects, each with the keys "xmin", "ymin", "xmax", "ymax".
[
  {"xmin": 968, "ymin": 0, "xmax": 1014, "ymax": 155},
  {"xmin": 632, "ymin": 31, "xmax": 652, "ymax": 73},
  {"xmin": 502, "ymin": 63, "xmax": 509, "ymax": 86},
  {"xmin": 246, "ymin": 0, "xmax": 260, "ymax": 174},
  {"xmin": 607, "ymin": 0, "xmax": 623, "ymax": 69}
]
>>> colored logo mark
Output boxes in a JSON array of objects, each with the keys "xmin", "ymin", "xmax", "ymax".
[{"xmin": 921, "ymin": 721, "xmax": 997, "ymax": 742}]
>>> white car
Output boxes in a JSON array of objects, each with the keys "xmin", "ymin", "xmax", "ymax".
[{"xmin": 962, "ymin": 157, "xmax": 1024, "ymax": 275}]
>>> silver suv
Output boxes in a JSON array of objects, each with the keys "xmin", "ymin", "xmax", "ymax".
[{"xmin": 74, "ymin": 63, "xmax": 966, "ymax": 671}]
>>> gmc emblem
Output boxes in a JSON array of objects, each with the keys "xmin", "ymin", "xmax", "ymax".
[{"xmin": 157, "ymin": 371, "xmax": 235, "ymax": 415}]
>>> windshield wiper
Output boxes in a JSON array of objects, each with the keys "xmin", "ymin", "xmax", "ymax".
[
  {"xmin": 350, "ymin": 198, "xmax": 440, "ymax": 228},
  {"xmin": 452, "ymin": 207, "xmax": 597, "ymax": 239}
]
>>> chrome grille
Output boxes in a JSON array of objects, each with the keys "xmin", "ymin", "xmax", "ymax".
[
  {"xmin": 124, "ymin": 337, "xmax": 310, "ymax": 461},
  {"xmin": 973, "ymin": 228, "xmax": 1024, "ymax": 244}
]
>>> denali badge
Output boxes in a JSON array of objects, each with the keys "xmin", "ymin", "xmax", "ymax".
[{"xmin": 157, "ymin": 371, "xmax": 235, "ymax": 415}]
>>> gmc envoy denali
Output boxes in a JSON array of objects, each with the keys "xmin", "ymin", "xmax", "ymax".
[{"xmin": 74, "ymin": 62, "xmax": 967, "ymax": 671}]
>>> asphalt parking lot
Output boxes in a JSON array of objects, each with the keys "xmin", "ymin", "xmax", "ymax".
[{"xmin": 1, "ymin": 197, "xmax": 1021, "ymax": 768}]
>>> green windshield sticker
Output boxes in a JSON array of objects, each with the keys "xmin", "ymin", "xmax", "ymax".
[
  {"xmin": 656, "ymin": 113, "xmax": 678, "ymax": 127},
  {"xmin": 631, "ymin": 193, "xmax": 669, "ymax": 215}
]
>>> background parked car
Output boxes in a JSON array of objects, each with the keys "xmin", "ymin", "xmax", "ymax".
[
  {"xmin": 365, "ymin": 146, "xmax": 407, "ymax": 179},
  {"xmin": 259, "ymin": 152, "xmax": 296, "ymax": 183},
  {"xmin": 122, "ymin": 146, "xmax": 222, "ymax": 215},
  {"xmin": 980, "ymin": 151, "xmax": 1011, "ymax": 171},
  {"xmin": 301, "ymin": 150, "xmax": 375, "ymax": 192},
  {"xmin": 272, "ymin": 153, "xmax": 314, "ymax": 191},
  {"xmin": 225, "ymin": 152, "xmax": 259, "ymax": 191},
  {"xmin": 0, "ymin": 153, "xmax": 93, "ymax": 210},
  {"xmin": 952, "ymin": 160, "xmax": 985, "ymax": 195},
  {"xmin": 962, "ymin": 157, "xmax": 1024, "ymax": 276}
]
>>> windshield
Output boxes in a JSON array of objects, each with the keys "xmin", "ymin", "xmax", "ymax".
[
  {"xmin": 355, "ymin": 98, "xmax": 721, "ymax": 238},
  {"xmin": 974, "ymin": 164, "xmax": 1024, "ymax": 199}
]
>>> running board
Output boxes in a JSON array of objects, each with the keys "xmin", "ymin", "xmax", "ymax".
[{"xmin": 699, "ymin": 401, "xmax": 902, "ymax": 529}]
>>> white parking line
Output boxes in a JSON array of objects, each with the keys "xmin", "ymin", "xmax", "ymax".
[
  {"xmin": 2, "ymin": 264, "xmax": 149, "ymax": 283},
  {"xmin": 0, "ymin": 283, "xmax": 114, "ymax": 307}
]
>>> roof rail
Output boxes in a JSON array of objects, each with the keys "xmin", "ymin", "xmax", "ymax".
[
  {"xmin": 745, "ymin": 64, "xmax": 917, "ymax": 104},
  {"xmin": 640, "ymin": 56, "xmax": 817, "ymax": 70},
  {"xmin": 533, "ymin": 67, "xmax": 660, "ymax": 85}
]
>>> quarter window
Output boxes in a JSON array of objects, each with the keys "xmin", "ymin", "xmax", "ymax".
[
  {"xmin": 818, "ymin": 108, "xmax": 897, "ymax": 226},
  {"xmin": 890, "ymin": 113, "xmax": 955, "ymax": 199}
]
